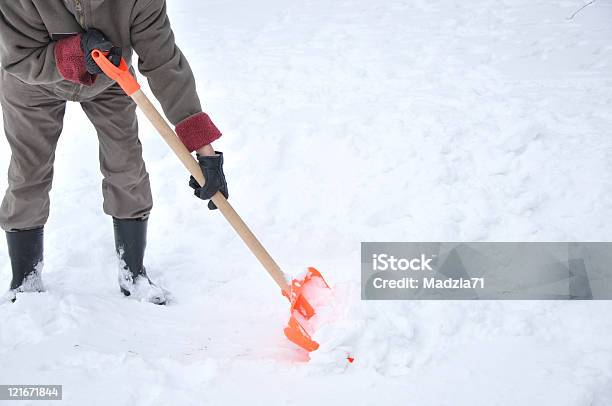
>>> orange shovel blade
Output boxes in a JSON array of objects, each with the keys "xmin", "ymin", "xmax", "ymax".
[{"xmin": 283, "ymin": 267, "xmax": 330, "ymax": 352}]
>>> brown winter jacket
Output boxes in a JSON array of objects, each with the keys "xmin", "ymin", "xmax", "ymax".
[{"xmin": 0, "ymin": 0, "xmax": 221, "ymax": 150}]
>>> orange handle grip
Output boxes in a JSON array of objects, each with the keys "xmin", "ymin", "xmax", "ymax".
[{"xmin": 91, "ymin": 50, "xmax": 140, "ymax": 96}]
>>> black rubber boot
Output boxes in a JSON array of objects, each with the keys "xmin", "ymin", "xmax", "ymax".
[
  {"xmin": 6, "ymin": 227, "xmax": 44, "ymax": 293},
  {"xmin": 113, "ymin": 217, "xmax": 166, "ymax": 305}
]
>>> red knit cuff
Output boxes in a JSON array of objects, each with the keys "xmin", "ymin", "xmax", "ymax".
[
  {"xmin": 175, "ymin": 112, "xmax": 222, "ymax": 152},
  {"xmin": 54, "ymin": 34, "xmax": 96, "ymax": 86}
]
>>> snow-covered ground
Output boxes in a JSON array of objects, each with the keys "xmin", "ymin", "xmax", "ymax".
[{"xmin": 2, "ymin": 0, "xmax": 612, "ymax": 404}]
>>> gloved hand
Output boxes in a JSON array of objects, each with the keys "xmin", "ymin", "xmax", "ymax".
[
  {"xmin": 80, "ymin": 29, "xmax": 122, "ymax": 75},
  {"xmin": 189, "ymin": 152, "xmax": 229, "ymax": 210}
]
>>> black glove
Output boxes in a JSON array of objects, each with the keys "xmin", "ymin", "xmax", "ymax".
[
  {"xmin": 189, "ymin": 152, "xmax": 229, "ymax": 210},
  {"xmin": 80, "ymin": 29, "xmax": 122, "ymax": 75}
]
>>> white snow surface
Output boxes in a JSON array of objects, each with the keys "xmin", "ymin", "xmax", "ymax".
[{"xmin": 2, "ymin": 0, "xmax": 612, "ymax": 404}]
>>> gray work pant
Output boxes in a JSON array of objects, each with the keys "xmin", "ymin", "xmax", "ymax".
[{"xmin": 0, "ymin": 70, "xmax": 152, "ymax": 231}]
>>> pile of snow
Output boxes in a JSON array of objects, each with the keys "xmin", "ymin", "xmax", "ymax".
[{"xmin": 2, "ymin": 0, "xmax": 612, "ymax": 404}]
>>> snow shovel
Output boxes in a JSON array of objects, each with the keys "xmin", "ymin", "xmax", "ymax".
[{"xmin": 91, "ymin": 50, "xmax": 330, "ymax": 352}]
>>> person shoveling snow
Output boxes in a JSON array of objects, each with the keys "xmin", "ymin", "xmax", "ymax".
[
  {"xmin": 0, "ymin": 0, "xmax": 331, "ymax": 354},
  {"xmin": 0, "ymin": 0, "xmax": 228, "ymax": 305}
]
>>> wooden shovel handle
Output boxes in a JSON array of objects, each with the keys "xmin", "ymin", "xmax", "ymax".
[
  {"xmin": 131, "ymin": 90, "xmax": 290, "ymax": 293},
  {"xmin": 91, "ymin": 52, "xmax": 290, "ymax": 293}
]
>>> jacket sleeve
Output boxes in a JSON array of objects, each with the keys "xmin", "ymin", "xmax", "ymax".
[
  {"xmin": 0, "ymin": 0, "xmax": 63, "ymax": 84},
  {"xmin": 130, "ymin": 0, "xmax": 203, "ymax": 125}
]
